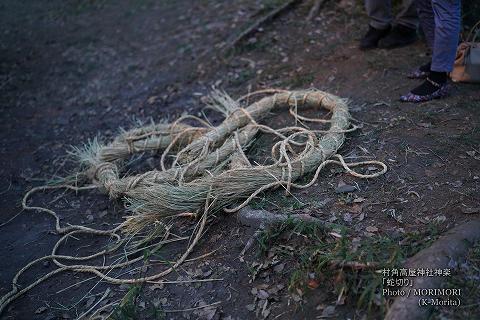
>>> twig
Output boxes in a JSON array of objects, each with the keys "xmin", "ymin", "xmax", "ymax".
[
  {"xmin": 163, "ymin": 301, "xmax": 221, "ymax": 313},
  {"xmin": 329, "ymin": 260, "xmax": 379, "ymax": 270},
  {"xmin": 76, "ymin": 288, "xmax": 111, "ymax": 320},
  {"xmin": 147, "ymin": 278, "xmax": 223, "ymax": 285},
  {"xmin": 224, "ymin": 0, "xmax": 301, "ymax": 51},
  {"xmin": 307, "ymin": 0, "xmax": 328, "ymax": 21}
]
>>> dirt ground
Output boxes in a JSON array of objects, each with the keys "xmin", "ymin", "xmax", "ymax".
[{"xmin": 1, "ymin": 0, "xmax": 479, "ymax": 319}]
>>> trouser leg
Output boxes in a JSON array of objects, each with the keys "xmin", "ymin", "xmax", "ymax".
[
  {"xmin": 416, "ymin": 0, "xmax": 435, "ymax": 49},
  {"xmin": 430, "ymin": 0, "xmax": 461, "ymax": 72},
  {"xmin": 394, "ymin": 0, "xmax": 419, "ymax": 29},
  {"xmin": 365, "ymin": 0, "xmax": 392, "ymax": 30}
]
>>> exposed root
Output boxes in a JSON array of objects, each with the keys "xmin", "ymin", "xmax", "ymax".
[
  {"xmin": 385, "ymin": 219, "xmax": 480, "ymax": 320},
  {"xmin": 223, "ymin": 0, "xmax": 302, "ymax": 52},
  {"xmin": 307, "ymin": 0, "xmax": 328, "ymax": 21}
]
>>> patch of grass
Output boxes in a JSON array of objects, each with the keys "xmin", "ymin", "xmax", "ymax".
[
  {"xmin": 111, "ymin": 284, "xmax": 144, "ymax": 320},
  {"xmin": 257, "ymin": 220, "xmax": 441, "ymax": 315},
  {"xmin": 257, "ymin": 217, "xmax": 321, "ymax": 253},
  {"xmin": 111, "ymin": 283, "xmax": 166, "ymax": 320},
  {"xmin": 250, "ymin": 190, "xmax": 307, "ymax": 212}
]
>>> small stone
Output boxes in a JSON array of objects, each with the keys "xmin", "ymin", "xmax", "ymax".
[
  {"xmin": 343, "ymin": 213, "xmax": 352, "ymax": 223},
  {"xmin": 291, "ymin": 294, "xmax": 302, "ymax": 302},
  {"xmin": 273, "ymin": 263, "xmax": 285, "ymax": 273},
  {"xmin": 321, "ymin": 305, "xmax": 336, "ymax": 317},
  {"xmin": 257, "ymin": 289, "xmax": 269, "ymax": 300},
  {"xmin": 335, "ymin": 181, "xmax": 356, "ymax": 193}
]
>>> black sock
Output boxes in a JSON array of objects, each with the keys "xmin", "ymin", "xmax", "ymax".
[
  {"xmin": 428, "ymin": 71, "xmax": 447, "ymax": 84},
  {"xmin": 411, "ymin": 71, "xmax": 447, "ymax": 96},
  {"xmin": 419, "ymin": 61, "xmax": 431, "ymax": 72}
]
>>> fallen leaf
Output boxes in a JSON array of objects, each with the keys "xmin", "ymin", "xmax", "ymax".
[
  {"xmin": 246, "ymin": 304, "xmax": 255, "ymax": 311},
  {"xmin": 320, "ymin": 305, "xmax": 336, "ymax": 318},
  {"xmin": 260, "ymin": 299, "xmax": 270, "ymax": 319},
  {"xmin": 358, "ymin": 212, "xmax": 365, "ymax": 221},
  {"xmin": 307, "ymin": 279, "xmax": 320, "ymax": 289},
  {"xmin": 149, "ymin": 283, "xmax": 164, "ymax": 290},
  {"xmin": 335, "ymin": 182, "xmax": 356, "ymax": 194},
  {"xmin": 35, "ymin": 307, "xmax": 47, "ymax": 314},
  {"xmin": 433, "ymin": 215, "xmax": 446, "ymax": 223},
  {"xmin": 147, "ymin": 96, "xmax": 158, "ymax": 104},
  {"xmin": 365, "ymin": 226, "xmax": 378, "ymax": 233},
  {"xmin": 349, "ymin": 204, "xmax": 363, "ymax": 214},
  {"xmin": 417, "ymin": 122, "xmax": 432, "ymax": 128},
  {"xmin": 291, "ymin": 293, "xmax": 302, "ymax": 302},
  {"xmin": 257, "ymin": 289, "xmax": 269, "ymax": 300},
  {"xmin": 273, "ymin": 263, "xmax": 285, "ymax": 273},
  {"xmin": 329, "ymin": 232, "xmax": 342, "ymax": 239}
]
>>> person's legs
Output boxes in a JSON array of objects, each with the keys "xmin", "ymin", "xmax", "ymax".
[
  {"xmin": 401, "ymin": 0, "xmax": 461, "ymax": 102},
  {"xmin": 416, "ymin": 0, "xmax": 435, "ymax": 49},
  {"xmin": 365, "ymin": 0, "xmax": 392, "ymax": 30},
  {"xmin": 377, "ymin": 0, "xmax": 419, "ymax": 48},
  {"xmin": 430, "ymin": 0, "xmax": 461, "ymax": 72},
  {"xmin": 405, "ymin": 0, "xmax": 434, "ymax": 78},
  {"xmin": 360, "ymin": 0, "xmax": 392, "ymax": 49},
  {"xmin": 395, "ymin": 0, "xmax": 419, "ymax": 30}
]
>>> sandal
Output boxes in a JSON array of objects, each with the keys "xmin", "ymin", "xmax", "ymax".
[
  {"xmin": 407, "ymin": 67, "xmax": 429, "ymax": 79},
  {"xmin": 400, "ymin": 78, "xmax": 450, "ymax": 103}
]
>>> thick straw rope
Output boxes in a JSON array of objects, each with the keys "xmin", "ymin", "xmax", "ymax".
[{"xmin": 0, "ymin": 89, "xmax": 386, "ymax": 316}]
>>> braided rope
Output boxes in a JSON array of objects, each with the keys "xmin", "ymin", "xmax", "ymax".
[{"xmin": 1, "ymin": 89, "xmax": 387, "ymax": 316}]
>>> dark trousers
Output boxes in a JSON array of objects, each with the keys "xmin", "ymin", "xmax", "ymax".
[{"xmin": 365, "ymin": 0, "xmax": 419, "ymax": 30}]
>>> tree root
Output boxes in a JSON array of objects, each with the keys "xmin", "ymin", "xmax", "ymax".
[
  {"xmin": 223, "ymin": 0, "xmax": 302, "ymax": 51},
  {"xmin": 237, "ymin": 206, "xmax": 332, "ymax": 229},
  {"xmin": 307, "ymin": 0, "xmax": 328, "ymax": 21},
  {"xmin": 385, "ymin": 218, "xmax": 480, "ymax": 320},
  {"xmin": 224, "ymin": 0, "xmax": 330, "ymax": 51}
]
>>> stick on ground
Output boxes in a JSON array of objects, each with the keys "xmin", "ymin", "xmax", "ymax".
[
  {"xmin": 307, "ymin": 0, "xmax": 328, "ymax": 21},
  {"xmin": 237, "ymin": 206, "xmax": 333, "ymax": 229},
  {"xmin": 224, "ymin": 0, "xmax": 301, "ymax": 51}
]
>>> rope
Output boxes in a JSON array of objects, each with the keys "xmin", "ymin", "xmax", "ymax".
[{"xmin": 1, "ymin": 89, "xmax": 387, "ymax": 316}]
